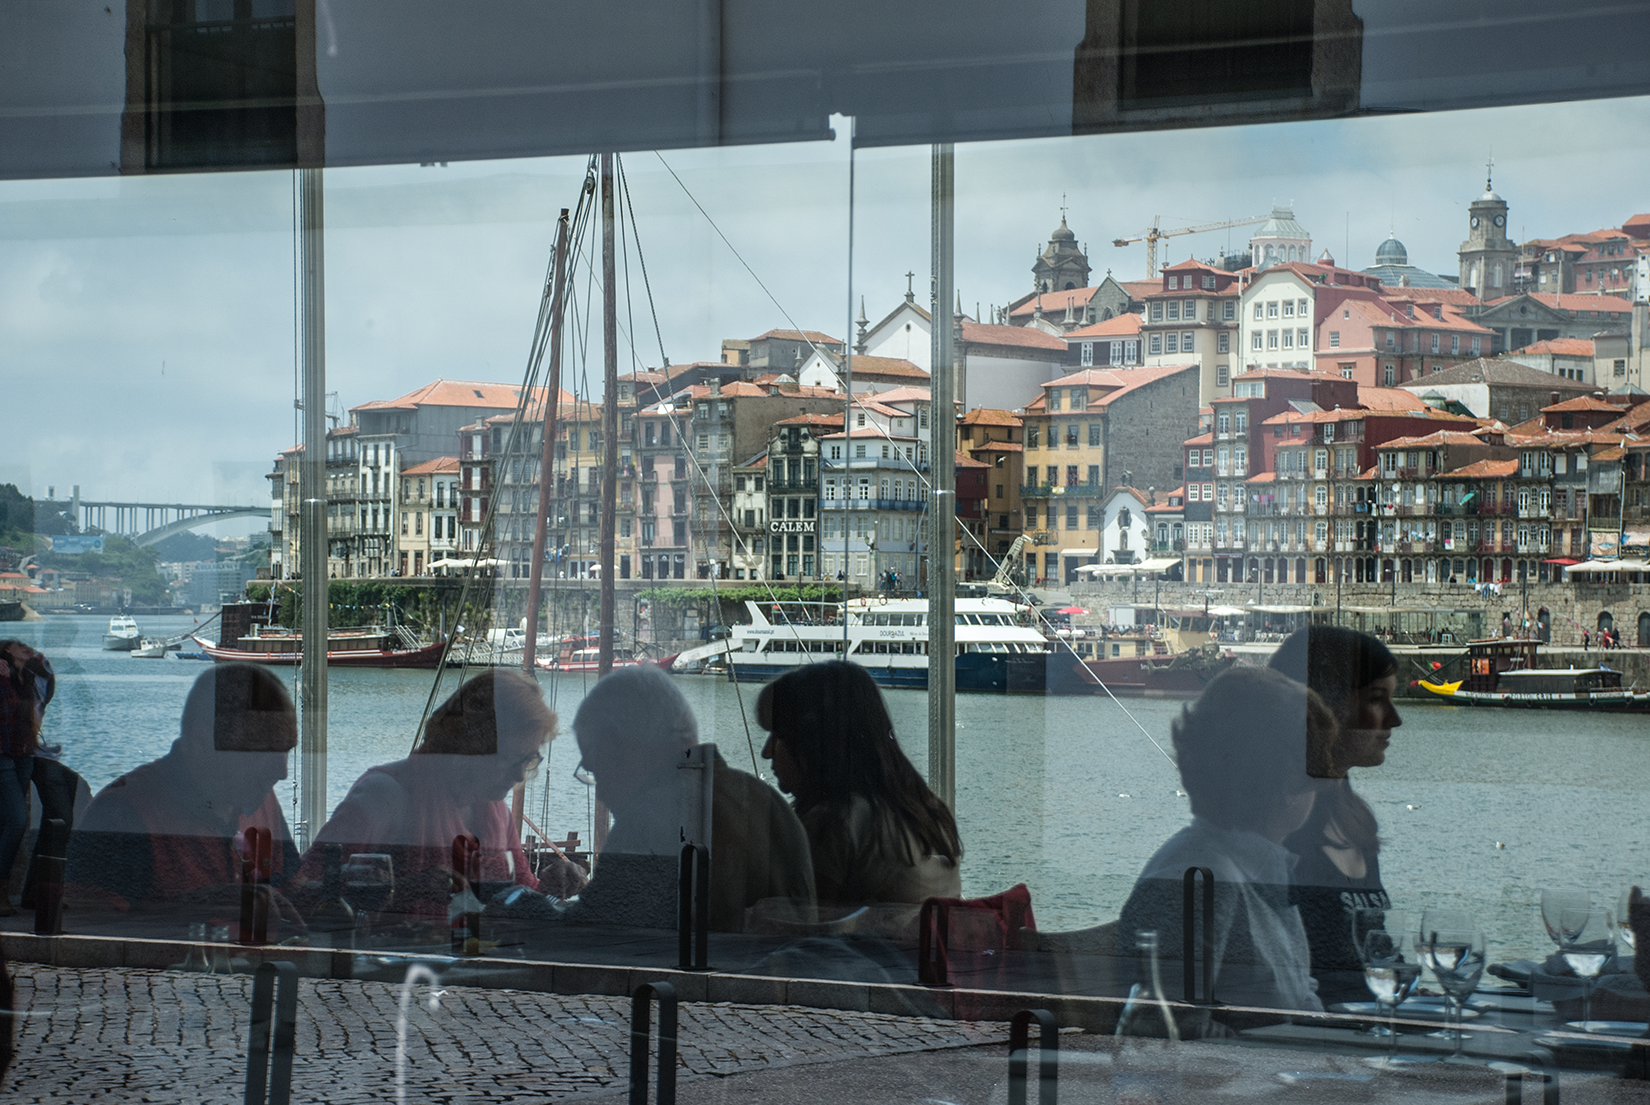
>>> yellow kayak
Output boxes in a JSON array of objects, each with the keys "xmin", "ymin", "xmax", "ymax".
[{"xmin": 1416, "ymin": 679, "xmax": 1462, "ymax": 698}]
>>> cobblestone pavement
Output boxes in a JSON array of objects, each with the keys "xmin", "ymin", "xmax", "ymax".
[{"xmin": 5, "ymin": 966, "xmax": 1000, "ymax": 1103}]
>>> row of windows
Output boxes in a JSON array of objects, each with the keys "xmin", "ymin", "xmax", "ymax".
[
  {"xmin": 1252, "ymin": 328, "xmax": 1311, "ymax": 350},
  {"xmin": 1077, "ymin": 339, "xmax": 1140, "ymax": 366},
  {"xmin": 1256, "ymin": 298, "xmax": 1311, "ymax": 320},
  {"xmin": 1148, "ymin": 298, "xmax": 1237, "ymax": 322},
  {"xmin": 1024, "ymin": 424, "xmax": 1103, "ymax": 449},
  {"xmin": 1165, "ymin": 273, "xmax": 1221, "ymax": 291}
]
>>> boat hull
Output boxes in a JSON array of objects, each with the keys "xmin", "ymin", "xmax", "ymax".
[
  {"xmin": 1416, "ymin": 680, "xmax": 1650, "ymax": 711},
  {"xmin": 729, "ymin": 653, "xmax": 1081, "ymax": 694},
  {"xmin": 191, "ymin": 635, "xmax": 446, "ymax": 669},
  {"xmin": 1074, "ymin": 653, "xmax": 1236, "ymax": 698},
  {"xmin": 103, "ymin": 634, "xmax": 141, "ymax": 651}
]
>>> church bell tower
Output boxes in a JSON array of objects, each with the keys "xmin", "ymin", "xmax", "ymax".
[{"xmin": 1458, "ymin": 163, "xmax": 1516, "ymax": 300}]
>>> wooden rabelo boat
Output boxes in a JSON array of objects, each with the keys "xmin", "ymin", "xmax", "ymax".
[{"xmin": 1417, "ymin": 637, "xmax": 1650, "ymax": 711}]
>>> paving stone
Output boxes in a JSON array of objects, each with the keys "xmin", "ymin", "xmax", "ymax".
[{"xmin": 4, "ymin": 964, "xmax": 1000, "ymax": 1102}]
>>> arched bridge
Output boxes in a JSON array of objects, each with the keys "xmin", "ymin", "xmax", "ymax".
[{"xmin": 74, "ymin": 501, "xmax": 268, "ymax": 547}]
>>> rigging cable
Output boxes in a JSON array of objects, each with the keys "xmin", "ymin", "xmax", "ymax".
[
  {"xmin": 654, "ymin": 148, "xmax": 1177, "ymax": 771},
  {"xmin": 618, "ymin": 154, "xmax": 763, "ymax": 777}
]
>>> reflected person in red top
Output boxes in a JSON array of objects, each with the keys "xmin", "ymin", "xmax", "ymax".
[
  {"xmin": 299, "ymin": 669, "xmax": 583, "ymax": 922},
  {"xmin": 67, "ymin": 664, "xmax": 302, "ymax": 933}
]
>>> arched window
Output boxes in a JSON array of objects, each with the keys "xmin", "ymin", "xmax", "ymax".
[
  {"xmin": 1638, "ymin": 611, "xmax": 1650, "ymax": 648},
  {"xmin": 1598, "ymin": 610, "xmax": 1614, "ymax": 634}
]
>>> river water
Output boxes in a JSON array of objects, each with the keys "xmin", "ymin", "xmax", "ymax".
[{"xmin": 12, "ymin": 614, "xmax": 1649, "ymax": 961}]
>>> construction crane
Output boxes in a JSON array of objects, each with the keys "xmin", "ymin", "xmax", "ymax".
[{"xmin": 1112, "ymin": 214, "xmax": 1269, "ymax": 279}]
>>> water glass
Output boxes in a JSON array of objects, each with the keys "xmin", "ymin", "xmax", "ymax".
[
  {"xmin": 1558, "ymin": 906, "xmax": 1615, "ymax": 1029},
  {"xmin": 343, "ymin": 852, "xmax": 396, "ymax": 918},
  {"xmin": 1614, "ymin": 888, "xmax": 1638, "ymax": 953},
  {"xmin": 1354, "ymin": 908, "xmax": 1422, "ymax": 1066},
  {"xmin": 1540, "ymin": 888, "xmax": 1591, "ymax": 947},
  {"xmin": 1415, "ymin": 911, "xmax": 1485, "ymax": 1058}
]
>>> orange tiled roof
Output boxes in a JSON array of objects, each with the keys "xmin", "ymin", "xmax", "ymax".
[
  {"xmin": 751, "ymin": 328, "xmax": 843, "ymax": 345},
  {"xmin": 1542, "ymin": 395, "xmax": 1626, "ymax": 414},
  {"xmin": 959, "ymin": 408, "xmax": 1024, "ymax": 426},
  {"xmin": 351, "ymin": 380, "xmax": 568, "ymax": 413},
  {"xmin": 1062, "ymin": 314, "xmax": 1144, "ymax": 339},
  {"xmin": 957, "ymin": 321, "xmax": 1068, "ymax": 351},
  {"xmin": 400, "ymin": 456, "xmax": 460, "ymax": 476},
  {"xmin": 1443, "ymin": 459, "xmax": 1518, "ymax": 479},
  {"xmin": 1008, "ymin": 286, "xmax": 1104, "ymax": 317},
  {"xmin": 1377, "ymin": 430, "xmax": 1488, "ymax": 449},
  {"xmin": 1516, "ymin": 338, "xmax": 1596, "ymax": 357},
  {"xmin": 839, "ymin": 357, "xmax": 923, "ymax": 380}
]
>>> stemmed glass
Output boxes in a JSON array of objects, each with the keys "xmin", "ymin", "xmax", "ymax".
[
  {"xmin": 1540, "ymin": 888, "xmax": 1591, "ymax": 947},
  {"xmin": 1614, "ymin": 889, "xmax": 1638, "ymax": 956},
  {"xmin": 1353, "ymin": 909, "xmax": 1424, "ymax": 1068},
  {"xmin": 343, "ymin": 853, "xmax": 396, "ymax": 929},
  {"xmin": 1415, "ymin": 911, "xmax": 1486, "ymax": 1059},
  {"xmin": 1558, "ymin": 906, "xmax": 1615, "ymax": 1030}
]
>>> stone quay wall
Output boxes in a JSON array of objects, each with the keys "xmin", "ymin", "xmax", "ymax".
[{"xmin": 1069, "ymin": 578, "xmax": 1650, "ymax": 650}]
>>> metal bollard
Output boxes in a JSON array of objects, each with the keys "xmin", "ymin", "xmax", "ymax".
[
  {"xmin": 677, "ymin": 844, "xmax": 710, "ymax": 972},
  {"xmin": 1505, "ymin": 1053, "xmax": 1560, "ymax": 1105},
  {"xmin": 630, "ymin": 981, "xmax": 678, "ymax": 1105},
  {"xmin": 917, "ymin": 898, "xmax": 951, "ymax": 987},
  {"xmin": 239, "ymin": 827, "xmax": 272, "ymax": 946},
  {"xmin": 451, "ymin": 834, "xmax": 481, "ymax": 954},
  {"xmin": 244, "ymin": 961, "xmax": 298, "ymax": 1105},
  {"xmin": 1181, "ymin": 867, "xmax": 1215, "ymax": 1005},
  {"xmin": 1008, "ymin": 1008, "xmax": 1058, "ymax": 1105},
  {"xmin": 32, "ymin": 818, "xmax": 66, "ymax": 937}
]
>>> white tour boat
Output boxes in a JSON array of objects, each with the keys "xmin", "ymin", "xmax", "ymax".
[
  {"xmin": 102, "ymin": 614, "xmax": 141, "ymax": 651},
  {"xmin": 727, "ymin": 597, "xmax": 1082, "ymax": 693}
]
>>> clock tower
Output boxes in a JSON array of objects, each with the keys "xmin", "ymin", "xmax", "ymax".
[{"xmin": 1458, "ymin": 163, "xmax": 1516, "ymax": 299}]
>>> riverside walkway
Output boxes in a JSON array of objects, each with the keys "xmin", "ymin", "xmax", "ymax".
[{"xmin": 5, "ymin": 964, "xmax": 999, "ymax": 1103}]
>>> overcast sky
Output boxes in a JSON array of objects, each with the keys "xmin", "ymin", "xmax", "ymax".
[{"xmin": 3, "ymin": 94, "xmax": 1648, "ymax": 529}]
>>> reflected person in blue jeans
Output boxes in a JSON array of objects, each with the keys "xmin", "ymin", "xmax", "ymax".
[{"xmin": 0, "ymin": 640, "xmax": 54, "ymax": 916}]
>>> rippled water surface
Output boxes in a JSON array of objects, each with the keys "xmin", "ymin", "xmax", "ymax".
[{"xmin": 14, "ymin": 614, "xmax": 1649, "ymax": 960}]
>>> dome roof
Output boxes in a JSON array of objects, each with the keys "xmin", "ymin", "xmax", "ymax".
[
  {"xmin": 1479, "ymin": 188, "xmax": 1502, "ymax": 202},
  {"xmin": 1050, "ymin": 217, "xmax": 1076, "ymax": 243},
  {"xmin": 1374, "ymin": 234, "xmax": 1407, "ymax": 265}
]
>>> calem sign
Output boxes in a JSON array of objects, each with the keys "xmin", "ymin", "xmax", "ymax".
[{"xmin": 50, "ymin": 536, "xmax": 104, "ymax": 555}]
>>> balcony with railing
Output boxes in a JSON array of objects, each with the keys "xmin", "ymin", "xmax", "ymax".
[
  {"xmin": 821, "ymin": 498, "xmax": 926, "ymax": 511},
  {"xmin": 1020, "ymin": 483, "xmax": 1104, "ymax": 498}
]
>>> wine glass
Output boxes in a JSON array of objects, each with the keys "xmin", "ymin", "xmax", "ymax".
[
  {"xmin": 1614, "ymin": 888, "xmax": 1638, "ymax": 955},
  {"xmin": 343, "ymin": 853, "xmax": 396, "ymax": 922},
  {"xmin": 1415, "ymin": 911, "xmax": 1486, "ymax": 1058},
  {"xmin": 1558, "ymin": 906, "xmax": 1615, "ymax": 1030},
  {"xmin": 1354, "ymin": 909, "xmax": 1424, "ymax": 1067},
  {"xmin": 1540, "ymin": 888, "xmax": 1592, "ymax": 947}
]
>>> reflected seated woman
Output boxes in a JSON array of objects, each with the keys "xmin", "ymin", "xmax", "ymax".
[
  {"xmin": 1116, "ymin": 667, "xmax": 1337, "ymax": 1025},
  {"xmin": 299, "ymin": 669, "xmax": 584, "ymax": 924},
  {"xmin": 756, "ymin": 662, "xmax": 961, "ymax": 936}
]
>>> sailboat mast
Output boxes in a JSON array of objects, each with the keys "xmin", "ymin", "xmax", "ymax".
[
  {"xmin": 522, "ymin": 209, "xmax": 572, "ymax": 673},
  {"xmin": 597, "ymin": 154, "xmax": 619, "ymax": 675},
  {"xmin": 926, "ymin": 144, "xmax": 956, "ymax": 811}
]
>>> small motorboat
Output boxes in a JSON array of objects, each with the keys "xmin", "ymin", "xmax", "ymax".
[
  {"xmin": 131, "ymin": 637, "xmax": 171, "ymax": 658},
  {"xmin": 103, "ymin": 614, "xmax": 141, "ymax": 650}
]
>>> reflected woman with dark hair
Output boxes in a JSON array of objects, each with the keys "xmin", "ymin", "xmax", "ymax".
[
  {"xmin": 757, "ymin": 662, "xmax": 961, "ymax": 910},
  {"xmin": 1268, "ymin": 625, "xmax": 1402, "ymax": 1004}
]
